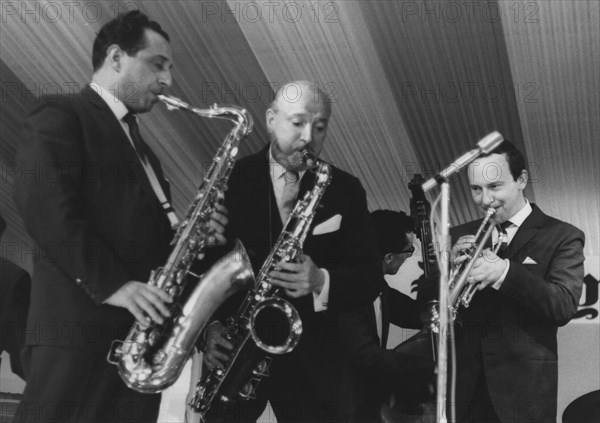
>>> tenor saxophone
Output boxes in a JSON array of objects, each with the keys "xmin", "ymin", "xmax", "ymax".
[
  {"xmin": 107, "ymin": 95, "xmax": 255, "ymax": 393},
  {"xmin": 190, "ymin": 153, "xmax": 332, "ymax": 419}
]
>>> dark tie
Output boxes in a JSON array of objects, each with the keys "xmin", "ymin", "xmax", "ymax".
[
  {"xmin": 497, "ymin": 220, "xmax": 511, "ymax": 257},
  {"xmin": 123, "ymin": 113, "xmax": 148, "ymax": 161},
  {"xmin": 280, "ymin": 169, "xmax": 300, "ymax": 223}
]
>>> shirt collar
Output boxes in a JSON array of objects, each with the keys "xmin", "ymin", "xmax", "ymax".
[
  {"xmin": 90, "ymin": 81, "xmax": 129, "ymax": 122},
  {"xmin": 507, "ymin": 199, "xmax": 532, "ymax": 228}
]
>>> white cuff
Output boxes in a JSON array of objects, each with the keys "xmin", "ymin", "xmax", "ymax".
[
  {"xmin": 492, "ymin": 259, "xmax": 510, "ymax": 290},
  {"xmin": 313, "ymin": 268, "xmax": 330, "ymax": 311}
]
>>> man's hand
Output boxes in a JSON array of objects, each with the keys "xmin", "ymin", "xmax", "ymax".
[
  {"xmin": 202, "ymin": 321, "xmax": 233, "ymax": 370},
  {"xmin": 206, "ymin": 203, "xmax": 228, "ymax": 247},
  {"xmin": 467, "ymin": 249, "xmax": 507, "ymax": 289},
  {"xmin": 450, "ymin": 235, "xmax": 476, "ymax": 267},
  {"xmin": 268, "ymin": 254, "xmax": 324, "ymax": 298},
  {"xmin": 104, "ymin": 281, "xmax": 172, "ymax": 328}
]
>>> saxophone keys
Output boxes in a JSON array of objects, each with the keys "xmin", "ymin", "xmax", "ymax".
[
  {"xmin": 252, "ymin": 358, "xmax": 271, "ymax": 377},
  {"xmin": 238, "ymin": 378, "xmax": 260, "ymax": 400}
]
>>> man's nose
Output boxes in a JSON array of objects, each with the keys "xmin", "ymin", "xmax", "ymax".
[
  {"xmin": 160, "ymin": 69, "xmax": 173, "ymax": 88},
  {"xmin": 300, "ymin": 124, "xmax": 312, "ymax": 145},
  {"xmin": 482, "ymin": 189, "xmax": 494, "ymax": 207}
]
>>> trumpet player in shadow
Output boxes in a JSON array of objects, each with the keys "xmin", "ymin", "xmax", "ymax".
[{"xmin": 422, "ymin": 140, "xmax": 585, "ymax": 423}]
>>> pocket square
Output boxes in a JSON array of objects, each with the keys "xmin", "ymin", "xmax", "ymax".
[
  {"xmin": 312, "ymin": 214, "xmax": 342, "ymax": 235},
  {"xmin": 523, "ymin": 256, "xmax": 537, "ymax": 264}
]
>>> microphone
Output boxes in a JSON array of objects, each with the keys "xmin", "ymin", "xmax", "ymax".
[{"xmin": 421, "ymin": 131, "xmax": 504, "ymax": 192}]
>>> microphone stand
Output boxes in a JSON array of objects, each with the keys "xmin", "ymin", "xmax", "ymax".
[
  {"xmin": 436, "ymin": 180, "xmax": 451, "ymax": 423},
  {"xmin": 422, "ymin": 176, "xmax": 452, "ymax": 423},
  {"xmin": 421, "ymin": 131, "xmax": 504, "ymax": 422}
]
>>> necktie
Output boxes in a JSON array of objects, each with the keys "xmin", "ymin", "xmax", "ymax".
[
  {"xmin": 497, "ymin": 220, "xmax": 511, "ymax": 257},
  {"xmin": 280, "ymin": 169, "xmax": 300, "ymax": 223},
  {"xmin": 123, "ymin": 113, "xmax": 148, "ymax": 161},
  {"xmin": 122, "ymin": 113, "xmax": 179, "ymax": 228}
]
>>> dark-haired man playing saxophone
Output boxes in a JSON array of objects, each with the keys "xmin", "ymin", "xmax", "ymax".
[{"xmin": 13, "ymin": 11, "xmax": 226, "ymax": 422}]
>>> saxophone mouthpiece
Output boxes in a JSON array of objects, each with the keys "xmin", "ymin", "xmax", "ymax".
[{"xmin": 301, "ymin": 149, "xmax": 317, "ymax": 169}]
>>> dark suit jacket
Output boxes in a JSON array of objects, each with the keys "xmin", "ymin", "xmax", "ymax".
[
  {"xmin": 0, "ymin": 258, "xmax": 31, "ymax": 378},
  {"xmin": 221, "ymin": 145, "xmax": 383, "ymax": 415},
  {"xmin": 13, "ymin": 86, "xmax": 174, "ymax": 350},
  {"xmin": 450, "ymin": 204, "xmax": 584, "ymax": 423},
  {"xmin": 340, "ymin": 280, "xmax": 432, "ymax": 422}
]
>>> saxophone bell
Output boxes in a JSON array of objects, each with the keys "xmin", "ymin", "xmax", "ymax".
[{"xmin": 249, "ymin": 297, "xmax": 303, "ymax": 355}]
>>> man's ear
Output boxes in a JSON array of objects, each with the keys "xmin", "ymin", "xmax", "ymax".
[
  {"xmin": 266, "ymin": 108, "xmax": 276, "ymax": 131},
  {"xmin": 384, "ymin": 253, "xmax": 393, "ymax": 264},
  {"xmin": 517, "ymin": 169, "xmax": 528, "ymax": 189},
  {"xmin": 105, "ymin": 44, "xmax": 124, "ymax": 71}
]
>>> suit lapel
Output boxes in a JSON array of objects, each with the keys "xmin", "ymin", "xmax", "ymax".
[
  {"xmin": 503, "ymin": 204, "xmax": 544, "ymax": 260},
  {"xmin": 82, "ymin": 86, "xmax": 167, "ymax": 204}
]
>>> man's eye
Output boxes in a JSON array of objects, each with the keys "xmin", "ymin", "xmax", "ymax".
[
  {"xmin": 150, "ymin": 60, "xmax": 164, "ymax": 71},
  {"xmin": 292, "ymin": 121, "xmax": 303, "ymax": 127},
  {"xmin": 314, "ymin": 125, "xmax": 327, "ymax": 132}
]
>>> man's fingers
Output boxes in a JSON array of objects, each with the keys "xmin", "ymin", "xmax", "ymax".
[
  {"xmin": 129, "ymin": 303, "xmax": 151, "ymax": 328},
  {"xmin": 284, "ymin": 288, "xmax": 304, "ymax": 298},
  {"xmin": 211, "ymin": 209, "xmax": 229, "ymax": 227},
  {"xmin": 203, "ymin": 354, "xmax": 224, "ymax": 369},
  {"xmin": 213, "ymin": 232, "xmax": 227, "ymax": 246},
  {"xmin": 146, "ymin": 284, "xmax": 173, "ymax": 303},
  {"xmin": 216, "ymin": 337, "xmax": 234, "ymax": 351},
  {"xmin": 140, "ymin": 288, "xmax": 171, "ymax": 318},
  {"xmin": 215, "ymin": 202, "xmax": 229, "ymax": 216},
  {"xmin": 274, "ymin": 260, "xmax": 302, "ymax": 272},
  {"xmin": 269, "ymin": 270, "xmax": 299, "ymax": 283},
  {"xmin": 269, "ymin": 278, "xmax": 298, "ymax": 290},
  {"xmin": 136, "ymin": 296, "xmax": 165, "ymax": 324}
]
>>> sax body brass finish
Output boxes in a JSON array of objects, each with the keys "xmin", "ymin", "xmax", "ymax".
[
  {"xmin": 191, "ymin": 158, "xmax": 332, "ymax": 419},
  {"xmin": 107, "ymin": 95, "xmax": 254, "ymax": 393}
]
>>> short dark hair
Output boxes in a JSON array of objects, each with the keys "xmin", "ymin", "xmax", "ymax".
[
  {"xmin": 481, "ymin": 139, "xmax": 527, "ymax": 181},
  {"xmin": 371, "ymin": 210, "xmax": 414, "ymax": 255},
  {"xmin": 92, "ymin": 11, "xmax": 170, "ymax": 71}
]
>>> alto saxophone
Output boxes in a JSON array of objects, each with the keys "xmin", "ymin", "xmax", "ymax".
[
  {"xmin": 190, "ymin": 154, "xmax": 332, "ymax": 419},
  {"xmin": 107, "ymin": 95, "xmax": 255, "ymax": 393}
]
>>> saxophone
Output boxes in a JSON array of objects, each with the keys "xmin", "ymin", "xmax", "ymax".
[
  {"xmin": 190, "ymin": 154, "xmax": 332, "ymax": 418},
  {"xmin": 107, "ymin": 95, "xmax": 255, "ymax": 393}
]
